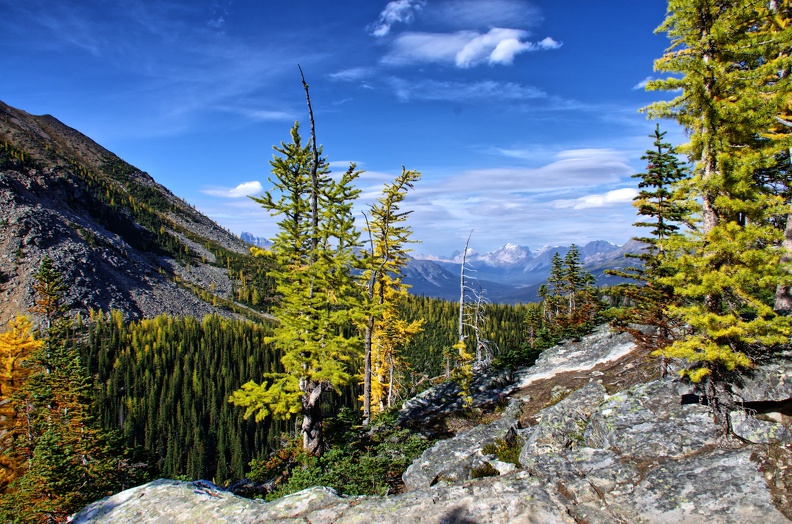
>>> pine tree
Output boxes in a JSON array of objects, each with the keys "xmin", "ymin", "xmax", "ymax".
[
  {"xmin": 646, "ymin": 0, "xmax": 792, "ymax": 431},
  {"xmin": 229, "ymin": 119, "xmax": 362, "ymax": 456},
  {"xmin": 606, "ymin": 126, "xmax": 690, "ymax": 374},
  {"xmin": 360, "ymin": 168, "xmax": 423, "ymax": 424}
]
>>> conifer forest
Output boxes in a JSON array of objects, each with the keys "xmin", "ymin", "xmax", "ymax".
[{"xmin": 1, "ymin": 1, "xmax": 791, "ymax": 522}]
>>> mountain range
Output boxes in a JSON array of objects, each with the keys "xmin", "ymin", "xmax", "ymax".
[
  {"xmin": 0, "ymin": 97, "xmax": 641, "ymax": 327},
  {"xmin": 403, "ymin": 240, "xmax": 644, "ymax": 303}
]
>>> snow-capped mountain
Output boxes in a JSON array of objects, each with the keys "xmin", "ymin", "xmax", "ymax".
[{"xmin": 405, "ymin": 240, "xmax": 642, "ymax": 304}]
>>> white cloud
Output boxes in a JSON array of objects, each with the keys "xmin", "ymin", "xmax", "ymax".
[
  {"xmin": 383, "ymin": 28, "xmax": 561, "ymax": 68},
  {"xmin": 368, "ymin": 0, "xmax": 426, "ymax": 37},
  {"xmin": 554, "ymin": 188, "xmax": 639, "ymax": 210},
  {"xmin": 633, "ymin": 76, "xmax": 654, "ymax": 90},
  {"xmin": 202, "ymin": 181, "xmax": 264, "ymax": 198},
  {"xmin": 392, "ymin": 147, "xmax": 641, "ymax": 254},
  {"xmin": 328, "ymin": 67, "xmax": 375, "ymax": 82},
  {"xmin": 389, "ymin": 78, "xmax": 546, "ymax": 102},
  {"xmin": 243, "ymin": 109, "xmax": 295, "ymax": 121}
]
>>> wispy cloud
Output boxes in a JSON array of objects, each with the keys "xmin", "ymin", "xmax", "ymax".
[
  {"xmin": 633, "ymin": 76, "xmax": 655, "ymax": 90},
  {"xmin": 202, "ymin": 181, "xmax": 264, "ymax": 198},
  {"xmin": 368, "ymin": 0, "xmax": 427, "ymax": 37},
  {"xmin": 400, "ymin": 148, "xmax": 640, "ymax": 253},
  {"xmin": 427, "ymin": 0, "xmax": 540, "ymax": 29},
  {"xmin": 388, "ymin": 78, "xmax": 546, "ymax": 102},
  {"xmin": 382, "ymin": 28, "xmax": 560, "ymax": 68},
  {"xmin": 553, "ymin": 188, "xmax": 638, "ymax": 210},
  {"xmin": 328, "ymin": 67, "xmax": 376, "ymax": 82}
]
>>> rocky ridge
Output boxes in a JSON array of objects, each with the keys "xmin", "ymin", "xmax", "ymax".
[
  {"xmin": 0, "ymin": 100, "xmax": 261, "ymax": 325},
  {"xmin": 71, "ymin": 327, "xmax": 792, "ymax": 523}
]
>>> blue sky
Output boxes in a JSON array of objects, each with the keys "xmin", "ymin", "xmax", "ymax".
[{"xmin": 0, "ymin": 0, "xmax": 679, "ymax": 256}]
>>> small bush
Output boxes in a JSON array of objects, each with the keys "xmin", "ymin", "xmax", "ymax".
[
  {"xmin": 256, "ymin": 422, "xmax": 433, "ymax": 500},
  {"xmin": 470, "ymin": 462, "xmax": 499, "ymax": 479},
  {"xmin": 481, "ymin": 435, "xmax": 523, "ymax": 467}
]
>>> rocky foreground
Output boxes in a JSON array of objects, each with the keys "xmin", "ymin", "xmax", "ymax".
[{"xmin": 71, "ymin": 327, "xmax": 792, "ymax": 523}]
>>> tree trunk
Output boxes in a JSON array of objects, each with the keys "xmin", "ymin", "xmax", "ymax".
[
  {"xmin": 774, "ymin": 206, "xmax": 792, "ymax": 314},
  {"xmin": 362, "ymin": 316, "xmax": 373, "ymax": 426},
  {"xmin": 300, "ymin": 380, "xmax": 327, "ymax": 457}
]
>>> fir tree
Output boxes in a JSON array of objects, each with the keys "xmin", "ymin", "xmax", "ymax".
[
  {"xmin": 646, "ymin": 0, "xmax": 792, "ymax": 431},
  {"xmin": 229, "ymin": 119, "xmax": 362, "ymax": 456}
]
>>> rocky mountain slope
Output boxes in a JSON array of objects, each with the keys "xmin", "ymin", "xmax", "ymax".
[
  {"xmin": 71, "ymin": 327, "xmax": 792, "ymax": 523},
  {"xmin": 0, "ymin": 100, "xmax": 269, "ymax": 325}
]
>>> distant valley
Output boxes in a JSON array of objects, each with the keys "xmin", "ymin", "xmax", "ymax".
[
  {"xmin": 402, "ymin": 240, "xmax": 643, "ymax": 303},
  {"xmin": 238, "ymin": 231, "xmax": 644, "ymax": 304}
]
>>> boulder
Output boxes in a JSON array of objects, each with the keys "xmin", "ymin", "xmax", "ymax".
[
  {"xmin": 402, "ymin": 398, "xmax": 522, "ymax": 491},
  {"xmin": 520, "ymin": 381, "xmax": 606, "ymax": 459},
  {"xmin": 610, "ymin": 449, "xmax": 789, "ymax": 524},
  {"xmin": 395, "ymin": 368, "xmax": 513, "ymax": 428},
  {"xmin": 733, "ymin": 352, "xmax": 792, "ymax": 402},
  {"xmin": 584, "ymin": 379, "xmax": 720, "ymax": 460}
]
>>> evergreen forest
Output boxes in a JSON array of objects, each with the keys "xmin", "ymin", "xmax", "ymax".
[{"xmin": 1, "ymin": 0, "xmax": 791, "ymax": 521}]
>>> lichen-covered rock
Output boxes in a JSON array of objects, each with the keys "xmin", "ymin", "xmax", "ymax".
[
  {"xmin": 520, "ymin": 447, "xmax": 640, "ymax": 505},
  {"xmin": 71, "ymin": 475, "xmax": 580, "ymax": 524},
  {"xmin": 732, "ymin": 353, "xmax": 792, "ymax": 402},
  {"xmin": 513, "ymin": 326, "xmax": 636, "ymax": 389},
  {"xmin": 610, "ymin": 449, "xmax": 790, "ymax": 524},
  {"xmin": 730, "ymin": 410, "xmax": 792, "ymax": 444},
  {"xmin": 584, "ymin": 379, "xmax": 719, "ymax": 460},
  {"xmin": 70, "ymin": 479, "xmax": 267, "ymax": 524},
  {"xmin": 520, "ymin": 381, "xmax": 606, "ymax": 459},
  {"xmin": 402, "ymin": 398, "xmax": 522, "ymax": 490},
  {"xmin": 395, "ymin": 369, "xmax": 514, "ymax": 427}
]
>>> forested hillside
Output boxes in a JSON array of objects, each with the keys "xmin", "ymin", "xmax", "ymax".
[
  {"xmin": 0, "ymin": 100, "xmax": 276, "ymax": 326},
  {"xmin": 1, "ymin": 0, "xmax": 792, "ymax": 522}
]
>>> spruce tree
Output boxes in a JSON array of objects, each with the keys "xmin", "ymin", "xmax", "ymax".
[
  {"xmin": 229, "ymin": 121, "xmax": 362, "ymax": 456},
  {"xmin": 646, "ymin": 0, "xmax": 792, "ymax": 431},
  {"xmin": 607, "ymin": 125, "xmax": 690, "ymax": 373},
  {"xmin": 360, "ymin": 168, "xmax": 423, "ymax": 424}
]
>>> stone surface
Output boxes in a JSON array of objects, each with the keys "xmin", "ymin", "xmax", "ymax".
[
  {"xmin": 520, "ymin": 381, "xmax": 606, "ymax": 458},
  {"xmin": 733, "ymin": 352, "xmax": 792, "ymax": 402},
  {"xmin": 513, "ymin": 326, "xmax": 636, "ymax": 389},
  {"xmin": 584, "ymin": 379, "xmax": 720, "ymax": 460},
  {"xmin": 396, "ymin": 368, "xmax": 513, "ymax": 428},
  {"xmin": 402, "ymin": 398, "xmax": 522, "ymax": 491},
  {"xmin": 611, "ymin": 449, "xmax": 789, "ymax": 524},
  {"xmin": 730, "ymin": 410, "xmax": 792, "ymax": 444}
]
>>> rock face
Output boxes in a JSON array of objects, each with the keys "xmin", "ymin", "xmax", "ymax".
[
  {"xmin": 0, "ymin": 99, "xmax": 256, "ymax": 325},
  {"xmin": 71, "ymin": 328, "xmax": 792, "ymax": 523}
]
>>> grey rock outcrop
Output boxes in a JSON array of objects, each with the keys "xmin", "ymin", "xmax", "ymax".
[
  {"xmin": 70, "ymin": 328, "xmax": 792, "ymax": 523},
  {"xmin": 402, "ymin": 398, "xmax": 523, "ymax": 490},
  {"xmin": 396, "ymin": 368, "xmax": 513, "ymax": 428},
  {"xmin": 584, "ymin": 380, "xmax": 719, "ymax": 460},
  {"xmin": 521, "ymin": 381, "xmax": 606, "ymax": 457}
]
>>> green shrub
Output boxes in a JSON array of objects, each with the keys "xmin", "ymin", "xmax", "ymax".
[
  {"xmin": 481, "ymin": 435, "xmax": 523, "ymax": 467},
  {"xmin": 470, "ymin": 462, "xmax": 499, "ymax": 479}
]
